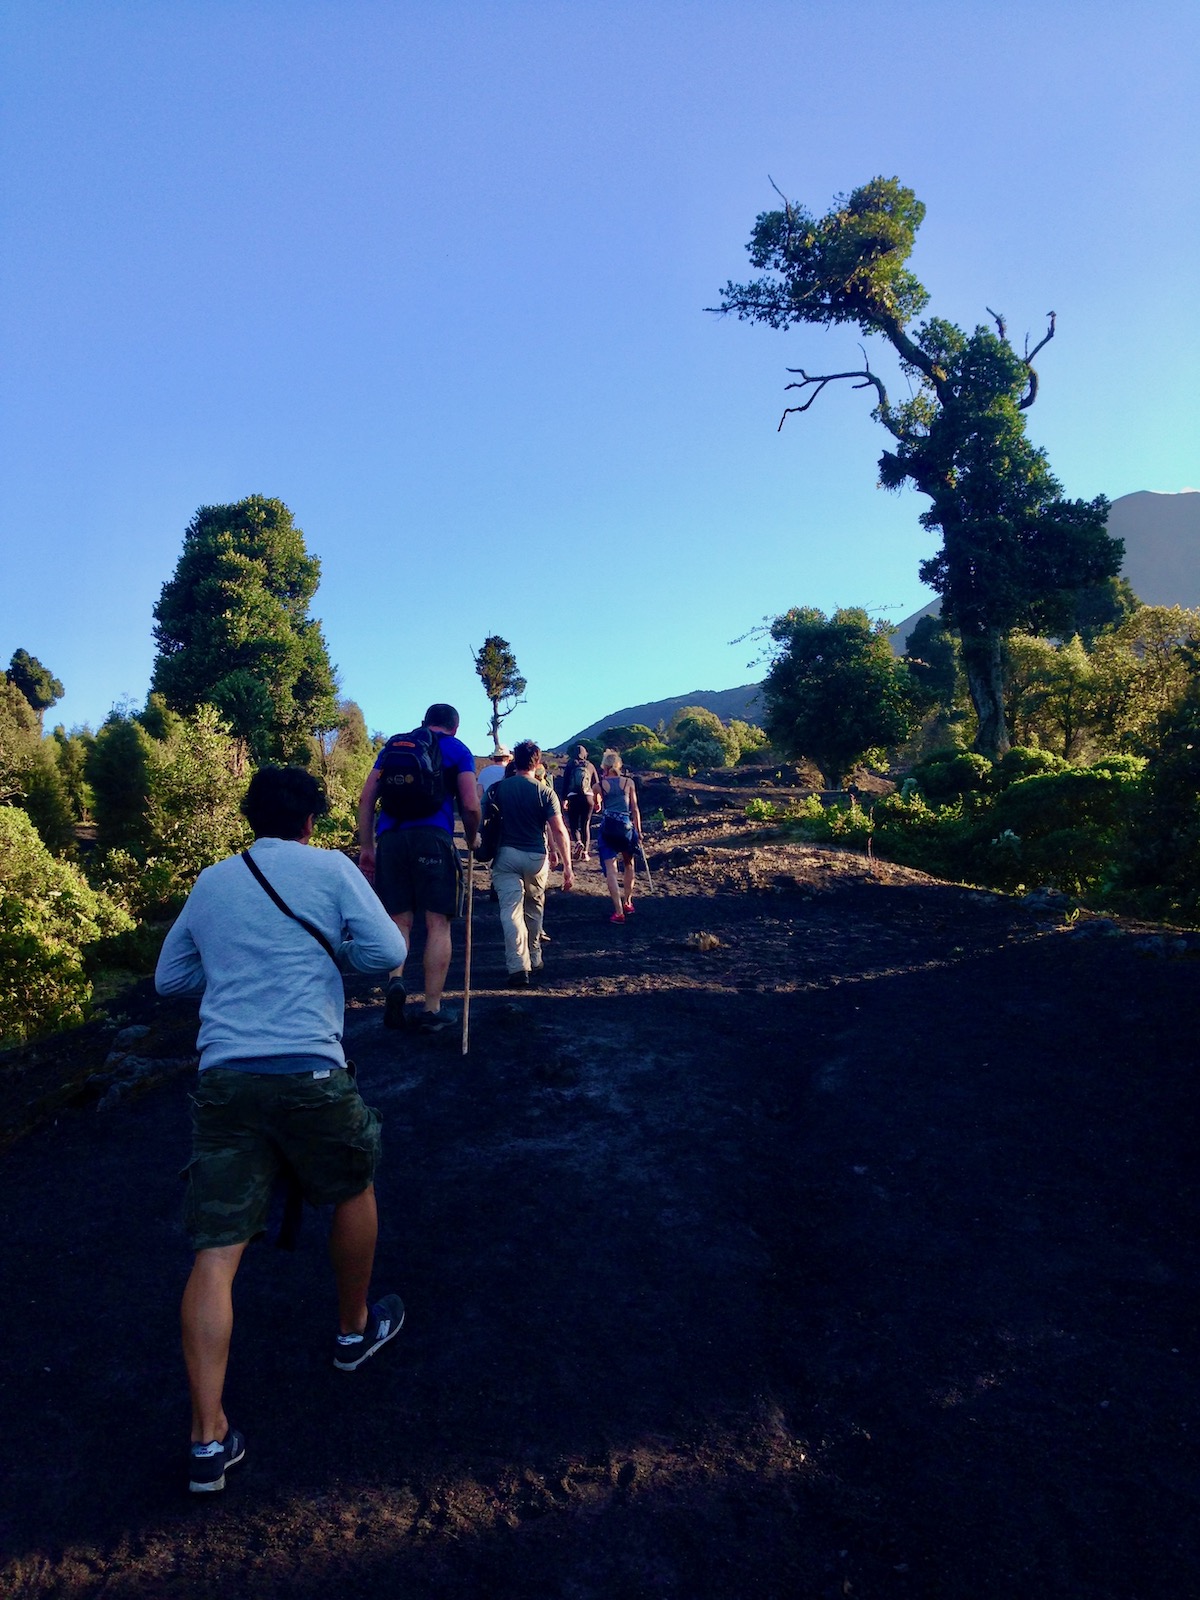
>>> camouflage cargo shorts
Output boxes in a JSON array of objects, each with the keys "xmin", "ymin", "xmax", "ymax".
[{"xmin": 182, "ymin": 1067, "xmax": 383, "ymax": 1251}]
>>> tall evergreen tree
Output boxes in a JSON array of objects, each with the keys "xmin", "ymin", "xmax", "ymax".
[
  {"xmin": 151, "ymin": 496, "xmax": 338, "ymax": 761},
  {"xmin": 716, "ymin": 178, "xmax": 1122, "ymax": 756}
]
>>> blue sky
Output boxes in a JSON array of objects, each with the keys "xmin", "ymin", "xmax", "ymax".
[{"xmin": 2, "ymin": 1, "xmax": 1197, "ymax": 752}]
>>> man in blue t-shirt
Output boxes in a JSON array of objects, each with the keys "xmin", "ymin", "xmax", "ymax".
[{"xmin": 357, "ymin": 703, "xmax": 480, "ymax": 1034}]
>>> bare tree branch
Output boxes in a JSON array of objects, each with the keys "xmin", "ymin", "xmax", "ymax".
[
  {"xmin": 986, "ymin": 306, "xmax": 1007, "ymax": 340},
  {"xmin": 778, "ymin": 364, "xmax": 896, "ymax": 433},
  {"xmin": 1025, "ymin": 311, "xmax": 1056, "ymax": 363},
  {"xmin": 1019, "ymin": 311, "xmax": 1056, "ymax": 409}
]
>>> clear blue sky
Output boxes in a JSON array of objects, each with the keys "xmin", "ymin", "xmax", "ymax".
[{"xmin": 2, "ymin": 1, "xmax": 1197, "ymax": 751}]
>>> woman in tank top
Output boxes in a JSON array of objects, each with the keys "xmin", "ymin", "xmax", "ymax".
[{"xmin": 596, "ymin": 749, "xmax": 642, "ymax": 923}]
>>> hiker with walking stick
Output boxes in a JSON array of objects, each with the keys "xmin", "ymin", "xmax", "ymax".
[
  {"xmin": 155, "ymin": 767, "xmax": 408, "ymax": 1493},
  {"xmin": 357, "ymin": 703, "xmax": 480, "ymax": 1034},
  {"xmin": 597, "ymin": 748, "xmax": 643, "ymax": 923}
]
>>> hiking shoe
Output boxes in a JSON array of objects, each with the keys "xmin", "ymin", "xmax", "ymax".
[
  {"xmin": 622, "ymin": 900, "xmax": 635, "ymax": 916},
  {"xmin": 333, "ymin": 1294, "xmax": 406, "ymax": 1371},
  {"xmin": 506, "ymin": 971, "xmax": 530, "ymax": 988},
  {"xmin": 609, "ymin": 912, "xmax": 625, "ymax": 924},
  {"xmin": 383, "ymin": 979, "xmax": 407, "ymax": 1030},
  {"xmin": 415, "ymin": 1007, "xmax": 459, "ymax": 1034},
  {"xmin": 188, "ymin": 1427, "xmax": 246, "ymax": 1494}
]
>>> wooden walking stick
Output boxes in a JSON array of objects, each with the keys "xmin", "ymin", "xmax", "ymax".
[{"xmin": 462, "ymin": 845, "xmax": 474, "ymax": 1056}]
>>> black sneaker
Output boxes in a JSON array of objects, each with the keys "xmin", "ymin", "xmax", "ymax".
[
  {"xmin": 505, "ymin": 971, "xmax": 529, "ymax": 988},
  {"xmin": 188, "ymin": 1427, "xmax": 246, "ymax": 1494},
  {"xmin": 333, "ymin": 1294, "xmax": 406, "ymax": 1371},
  {"xmin": 415, "ymin": 1007, "xmax": 459, "ymax": 1034},
  {"xmin": 383, "ymin": 979, "xmax": 407, "ymax": 1030}
]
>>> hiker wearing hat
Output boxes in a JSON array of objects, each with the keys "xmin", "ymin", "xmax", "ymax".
[
  {"xmin": 475, "ymin": 746, "xmax": 511, "ymax": 902},
  {"xmin": 561, "ymin": 743, "xmax": 600, "ymax": 862},
  {"xmin": 155, "ymin": 766, "xmax": 408, "ymax": 1494}
]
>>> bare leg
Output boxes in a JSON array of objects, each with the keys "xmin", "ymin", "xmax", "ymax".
[
  {"xmin": 389, "ymin": 911, "xmax": 413, "ymax": 980},
  {"xmin": 604, "ymin": 858, "xmax": 624, "ymax": 916},
  {"xmin": 182, "ymin": 1242, "xmax": 248, "ymax": 1444},
  {"xmin": 622, "ymin": 857, "xmax": 636, "ymax": 905},
  {"xmin": 423, "ymin": 911, "xmax": 452, "ymax": 1010},
  {"xmin": 329, "ymin": 1184, "xmax": 378, "ymax": 1335}
]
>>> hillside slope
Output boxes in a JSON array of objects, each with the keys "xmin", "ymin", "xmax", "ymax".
[{"xmin": 559, "ymin": 682, "xmax": 763, "ymax": 749}]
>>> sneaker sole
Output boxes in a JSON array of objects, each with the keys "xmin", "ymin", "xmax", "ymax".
[{"xmin": 334, "ymin": 1303, "xmax": 406, "ymax": 1370}]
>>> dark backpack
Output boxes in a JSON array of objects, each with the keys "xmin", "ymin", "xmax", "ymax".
[
  {"xmin": 377, "ymin": 727, "xmax": 446, "ymax": 821},
  {"xmin": 476, "ymin": 785, "xmax": 503, "ymax": 864},
  {"xmin": 568, "ymin": 760, "xmax": 591, "ymax": 796}
]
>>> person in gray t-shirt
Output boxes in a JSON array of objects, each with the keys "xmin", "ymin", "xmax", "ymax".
[{"xmin": 488, "ymin": 740, "xmax": 574, "ymax": 984}]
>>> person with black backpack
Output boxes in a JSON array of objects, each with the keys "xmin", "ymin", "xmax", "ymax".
[
  {"xmin": 357, "ymin": 703, "xmax": 480, "ymax": 1034},
  {"xmin": 562, "ymin": 743, "xmax": 600, "ymax": 861}
]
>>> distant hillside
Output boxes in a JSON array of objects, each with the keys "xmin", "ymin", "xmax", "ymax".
[
  {"xmin": 558, "ymin": 683, "xmax": 763, "ymax": 750},
  {"xmin": 562, "ymin": 492, "xmax": 1199, "ymax": 746},
  {"xmin": 891, "ymin": 489, "xmax": 1200, "ymax": 651}
]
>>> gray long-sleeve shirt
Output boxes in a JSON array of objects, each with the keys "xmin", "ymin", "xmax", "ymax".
[{"xmin": 155, "ymin": 836, "xmax": 405, "ymax": 1072}]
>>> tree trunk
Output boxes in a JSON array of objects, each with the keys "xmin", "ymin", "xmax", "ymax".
[{"xmin": 960, "ymin": 626, "xmax": 1010, "ymax": 759}]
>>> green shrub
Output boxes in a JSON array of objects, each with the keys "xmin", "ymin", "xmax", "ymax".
[
  {"xmin": 0, "ymin": 808, "xmax": 134, "ymax": 1047},
  {"xmin": 622, "ymin": 743, "xmax": 664, "ymax": 771},
  {"xmin": 871, "ymin": 792, "xmax": 979, "ymax": 881},
  {"xmin": 1114, "ymin": 692, "xmax": 1200, "ymax": 921},
  {"xmin": 995, "ymin": 746, "xmax": 1068, "ymax": 788},
  {"xmin": 910, "ymin": 749, "xmax": 994, "ymax": 802},
  {"xmin": 784, "ymin": 795, "xmax": 873, "ymax": 848}
]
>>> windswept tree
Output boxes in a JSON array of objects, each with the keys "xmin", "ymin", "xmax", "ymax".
[
  {"xmin": 151, "ymin": 496, "xmax": 338, "ymax": 762},
  {"xmin": 761, "ymin": 606, "xmax": 923, "ymax": 786},
  {"xmin": 473, "ymin": 635, "xmax": 526, "ymax": 753},
  {"xmin": 716, "ymin": 177, "xmax": 1122, "ymax": 756},
  {"xmin": 7, "ymin": 650, "xmax": 64, "ymax": 728}
]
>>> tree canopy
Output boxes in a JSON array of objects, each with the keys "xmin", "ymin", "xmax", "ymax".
[
  {"xmin": 761, "ymin": 606, "xmax": 922, "ymax": 785},
  {"xmin": 151, "ymin": 496, "xmax": 338, "ymax": 762},
  {"xmin": 473, "ymin": 635, "xmax": 526, "ymax": 752},
  {"xmin": 7, "ymin": 650, "xmax": 64, "ymax": 724},
  {"xmin": 717, "ymin": 177, "xmax": 1122, "ymax": 757}
]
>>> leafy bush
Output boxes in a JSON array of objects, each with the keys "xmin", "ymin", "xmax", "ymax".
[
  {"xmin": 785, "ymin": 795, "xmax": 873, "ymax": 848},
  {"xmin": 910, "ymin": 749, "xmax": 994, "ymax": 802},
  {"xmin": 0, "ymin": 808, "xmax": 133, "ymax": 1047},
  {"xmin": 994, "ymin": 746, "xmax": 1068, "ymax": 788},
  {"xmin": 621, "ymin": 743, "xmax": 665, "ymax": 771},
  {"xmin": 1115, "ymin": 691, "xmax": 1200, "ymax": 921}
]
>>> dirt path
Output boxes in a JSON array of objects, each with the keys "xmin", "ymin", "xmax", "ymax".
[{"xmin": 1, "ymin": 822, "xmax": 1198, "ymax": 1597}]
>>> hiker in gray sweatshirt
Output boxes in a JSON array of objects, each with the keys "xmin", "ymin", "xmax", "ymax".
[{"xmin": 155, "ymin": 766, "xmax": 407, "ymax": 1494}]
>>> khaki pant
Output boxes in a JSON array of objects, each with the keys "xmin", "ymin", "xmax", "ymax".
[{"xmin": 493, "ymin": 845, "xmax": 549, "ymax": 975}]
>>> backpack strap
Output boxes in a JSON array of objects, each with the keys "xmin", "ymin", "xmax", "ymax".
[{"xmin": 240, "ymin": 851, "xmax": 340, "ymax": 968}]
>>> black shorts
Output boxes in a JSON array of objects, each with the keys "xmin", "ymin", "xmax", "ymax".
[{"xmin": 375, "ymin": 826, "xmax": 463, "ymax": 918}]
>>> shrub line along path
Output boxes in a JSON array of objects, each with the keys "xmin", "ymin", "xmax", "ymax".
[{"xmin": 0, "ymin": 803, "xmax": 1197, "ymax": 1598}]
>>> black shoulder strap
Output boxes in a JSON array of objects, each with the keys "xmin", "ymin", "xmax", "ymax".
[{"xmin": 241, "ymin": 851, "xmax": 340, "ymax": 968}]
